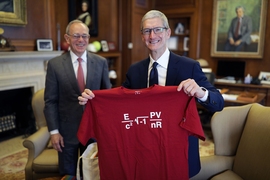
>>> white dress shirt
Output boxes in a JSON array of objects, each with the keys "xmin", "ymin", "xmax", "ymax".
[{"xmin": 70, "ymin": 50, "xmax": 87, "ymax": 84}]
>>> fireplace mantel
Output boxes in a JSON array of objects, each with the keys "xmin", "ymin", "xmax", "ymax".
[
  {"xmin": 0, "ymin": 51, "xmax": 63, "ymax": 92},
  {"xmin": 0, "ymin": 51, "xmax": 63, "ymax": 61}
]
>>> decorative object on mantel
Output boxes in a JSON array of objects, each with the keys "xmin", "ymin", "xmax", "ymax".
[
  {"xmin": 0, "ymin": 28, "xmax": 15, "ymax": 52},
  {"xmin": 36, "ymin": 39, "xmax": 53, "ymax": 51}
]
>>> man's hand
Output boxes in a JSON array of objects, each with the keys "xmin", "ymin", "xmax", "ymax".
[
  {"xmin": 229, "ymin": 38, "xmax": 235, "ymax": 45},
  {"xmin": 177, "ymin": 78, "xmax": 205, "ymax": 99},
  {"xmin": 234, "ymin": 39, "xmax": 242, "ymax": 46},
  {"xmin": 78, "ymin": 89, "xmax": 95, "ymax": 105},
  {"xmin": 51, "ymin": 133, "xmax": 64, "ymax": 152}
]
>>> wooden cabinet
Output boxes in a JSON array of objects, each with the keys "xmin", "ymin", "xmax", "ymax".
[{"xmin": 97, "ymin": 52, "xmax": 122, "ymax": 87}]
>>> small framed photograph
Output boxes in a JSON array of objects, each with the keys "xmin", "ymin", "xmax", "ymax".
[
  {"xmin": 100, "ymin": 40, "xmax": 109, "ymax": 52},
  {"xmin": 108, "ymin": 41, "xmax": 116, "ymax": 51},
  {"xmin": 37, "ymin": 39, "xmax": 53, "ymax": 51},
  {"xmin": 183, "ymin": 37, "xmax": 189, "ymax": 51},
  {"xmin": 166, "ymin": 36, "xmax": 178, "ymax": 50},
  {"xmin": 259, "ymin": 71, "xmax": 270, "ymax": 85}
]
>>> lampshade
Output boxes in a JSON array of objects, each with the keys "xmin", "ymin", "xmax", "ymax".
[{"xmin": 197, "ymin": 58, "xmax": 209, "ymax": 67}]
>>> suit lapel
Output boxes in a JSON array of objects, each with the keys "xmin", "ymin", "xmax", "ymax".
[
  {"xmin": 166, "ymin": 53, "xmax": 180, "ymax": 86},
  {"xmin": 85, "ymin": 52, "xmax": 96, "ymax": 89},
  {"xmin": 139, "ymin": 58, "xmax": 151, "ymax": 88},
  {"xmin": 62, "ymin": 52, "xmax": 81, "ymax": 93}
]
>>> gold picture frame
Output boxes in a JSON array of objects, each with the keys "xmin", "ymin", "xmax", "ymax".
[
  {"xmin": 0, "ymin": 0, "xmax": 27, "ymax": 26},
  {"xmin": 211, "ymin": 0, "xmax": 267, "ymax": 58},
  {"xmin": 68, "ymin": 0, "xmax": 98, "ymax": 37}
]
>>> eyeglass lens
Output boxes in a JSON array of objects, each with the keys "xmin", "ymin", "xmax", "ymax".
[
  {"xmin": 142, "ymin": 27, "xmax": 167, "ymax": 35},
  {"xmin": 70, "ymin": 34, "xmax": 89, "ymax": 39}
]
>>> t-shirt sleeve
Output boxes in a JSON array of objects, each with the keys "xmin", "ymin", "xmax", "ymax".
[
  {"xmin": 77, "ymin": 102, "xmax": 95, "ymax": 145},
  {"xmin": 180, "ymin": 97, "xmax": 205, "ymax": 141}
]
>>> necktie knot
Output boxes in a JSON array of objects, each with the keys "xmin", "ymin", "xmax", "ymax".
[
  {"xmin": 77, "ymin": 58, "xmax": 83, "ymax": 63},
  {"xmin": 152, "ymin": 62, "xmax": 158, "ymax": 69}
]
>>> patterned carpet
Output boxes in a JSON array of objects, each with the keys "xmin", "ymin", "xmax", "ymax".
[
  {"xmin": 0, "ymin": 149, "xmax": 27, "ymax": 180},
  {"xmin": 0, "ymin": 131, "xmax": 214, "ymax": 180}
]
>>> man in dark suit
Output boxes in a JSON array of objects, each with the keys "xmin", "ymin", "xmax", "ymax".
[
  {"xmin": 79, "ymin": 10, "xmax": 224, "ymax": 178},
  {"xmin": 44, "ymin": 20, "xmax": 111, "ymax": 176},
  {"xmin": 224, "ymin": 6, "xmax": 252, "ymax": 51}
]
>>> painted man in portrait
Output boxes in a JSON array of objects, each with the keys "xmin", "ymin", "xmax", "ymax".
[{"xmin": 224, "ymin": 6, "xmax": 252, "ymax": 51}]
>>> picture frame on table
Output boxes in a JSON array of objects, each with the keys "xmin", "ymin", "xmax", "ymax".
[
  {"xmin": 258, "ymin": 71, "xmax": 270, "ymax": 85},
  {"xmin": 211, "ymin": 0, "xmax": 267, "ymax": 58},
  {"xmin": 68, "ymin": 0, "xmax": 98, "ymax": 37},
  {"xmin": 0, "ymin": 0, "xmax": 27, "ymax": 26},
  {"xmin": 37, "ymin": 39, "xmax": 53, "ymax": 51}
]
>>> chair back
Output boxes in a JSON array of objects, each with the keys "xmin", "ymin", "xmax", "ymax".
[
  {"xmin": 32, "ymin": 88, "xmax": 47, "ymax": 128},
  {"xmin": 211, "ymin": 104, "xmax": 251, "ymax": 156},
  {"xmin": 232, "ymin": 103, "xmax": 270, "ymax": 179}
]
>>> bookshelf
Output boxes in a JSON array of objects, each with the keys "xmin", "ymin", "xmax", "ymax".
[
  {"xmin": 167, "ymin": 17, "xmax": 190, "ymax": 56},
  {"xmin": 97, "ymin": 52, "xmax": 122, "ymax": 87}
]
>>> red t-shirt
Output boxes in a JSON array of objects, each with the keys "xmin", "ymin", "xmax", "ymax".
[{"xmin": 77, "ymin": 85, "xmax": 205, "ymax": 180}]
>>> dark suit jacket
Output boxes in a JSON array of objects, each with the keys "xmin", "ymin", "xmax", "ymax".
[
  {"xmin": 228, "ymin": 15, "xmax": 252, "ymax": 44},
  {"xmin": 123, "ymin": 52, "xmax": 224, "ymax": 111},
  {"xmin": 122, "ymin": 52, "xmax": 224, "ymax": 177},
  {"xmin": 44, "ymin": 51, "xmax": 111, "ymax": 144}
]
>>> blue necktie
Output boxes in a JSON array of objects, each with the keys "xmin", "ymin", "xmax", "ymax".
[{"xmin": 149, "ymin": 62, "xmax": 158, "ymax": 86}]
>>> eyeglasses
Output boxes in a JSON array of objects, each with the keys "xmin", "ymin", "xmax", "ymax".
[
  {"xmin": 67, "ymin": 34, "xmax": 90, "ymax": 40},
  {"xmin": 141, "ymin": 27, "xmax": 168, "ymax": 35}
]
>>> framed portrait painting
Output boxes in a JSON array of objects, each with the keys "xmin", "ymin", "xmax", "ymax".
[
  {"xmin": 68, "ymin": 0, "xmax": 98, "ymax": 37},
  {"xmin": 211, "ymin": 0, "xmax": 267, "ymax": 58},
  {"xmin": 0, "ymin": 0, "xmax": 27, "ymax": 26}
]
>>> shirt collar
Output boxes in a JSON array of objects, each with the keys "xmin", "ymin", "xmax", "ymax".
[
  {"xmin": 70, "ymin": 50, "xmax": 87, "ymax": 63},
  {"xmin": 149, "ymin": 48, "xmax": 170, "ymax": 68}
]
